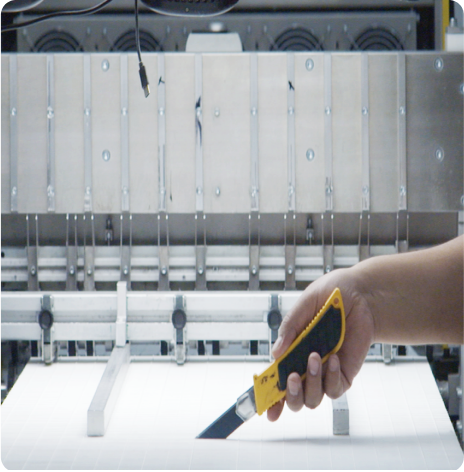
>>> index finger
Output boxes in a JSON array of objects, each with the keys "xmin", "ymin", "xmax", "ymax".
[{"xmin": 271, "ymin": 280, "xmax": 334, "ymax": 359}]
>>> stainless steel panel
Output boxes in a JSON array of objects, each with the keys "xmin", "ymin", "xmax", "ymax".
[
  {"xmin": 295, "ymin": 53, "xmax": 326, "ymax": 213},
  {"xmin": 258, "ymin": 53, "xmax": 287, "ymax": 214},
  {"xmin": 165, "ymin": 54, "xmax": 196, "ymax": 214},
  {"xmin": 91, "ymin": 54, "xmax": 121, "ymax": 213},
  {"xmin": 203, "ymin": 54, "xmax": 251, "ymax": 214},
  {"xmin": 368, "ymin": 54, "xmax": 399, "ymax": 213},
  {"xmin": 17, "ymin": 54, "xmax": 47, "ymax": 214},
  {"xmin": 407, "ymin": 53, "xmax": 464, "ymax": 211},
  {"xmin": 2, "ymin": 55, "xmax": 10, "ymax": 214},
  {"xmin": 55, "ymin": 55, "xmax": 85, "ymax": 214},
  {"xmin": 128, "ymin": 54, "xmax": 158, "ymax": 213},
  {"xmin": 332, "ymin": 54, "xmax": 363, "ymax": 213}
]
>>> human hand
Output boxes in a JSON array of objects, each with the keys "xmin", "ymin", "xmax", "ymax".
[{"xmin": 267, "ymin": 267, "xmax": 375, "ymax": 421}]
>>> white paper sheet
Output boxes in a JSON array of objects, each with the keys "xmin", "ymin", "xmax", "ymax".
[{"xmin": 2, "ymin": 359, "xmax": 463, "ymax": 469}]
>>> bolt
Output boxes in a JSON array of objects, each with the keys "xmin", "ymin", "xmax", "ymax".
[
  {"xmin": 159, "ymin": 107, "xmax": 164, "ymax": 116},
  {"xmin": 30, "ymin": 266, "xmax": 36, "ymax": 276},
  {"xmin": 196, "ymin": 186, "xmax": 203, "ymax": 196},
  {"xmin": 161, "ymin": 266, "xmax": 167, "ymax": 276},
  {"xmin": 121, "ymin": 107, "xmax": 128, "ymax": 116},
  {"xmin": 69, "ymin": 265, "xmax": 75, "ymax": 276},
  {"xmin": 47, "ymin": 107, "xmax": 54, "ymax": 119},
  {"xmin": 123, "ymin": 266, "xmax": 129, "ymax": 276},
  {"xmin": 325, "ymin": 265, "xmax": 331, "ymax": 273},
  {"xmin": 214, "ymin": 108, "xmax": 220, "ymax": 117},
  {"xmin": 11, "ymin": 107, "xmax": 16, "ymax": 116},
  {"xmin": 399, "ymin": 106, "xmax": 406, "ymax": 115},
  {"xmin": 287, "ymin": 265, "xmax": 293, "ymax": 275},
  {"xmin": 325, "ymin": 107, "xmax": 331, "ymax": 115},
  {"xmin": 215, "ymin": 187, "xmax": 221, "ymax": 196},
  {"xmin": 197, "ymin": 266, "xmax": 204, "ymax": 275},
  {"xmin": 434, "ymin": 57, "xmax": 444, "ymax": 72},
  {"xmin": 251, "ymin": 107, "xmax": 257, "ymax": 116},
  {"xmin": 288, "ymin": 107, "xmax": 294, "ymax": 115},
  {"xmin": 122, "ymin": 187, "xmax": 129, "ymax": 195},
  {"xmin": 102, "ymin": 150, "xmax": 111, "ymax": 162},
  {"xmin": 362, "ymin": 107, "xmax": 368, "ymax": 115},
  {"xmin": 306, "ymin": 149, "xmax": 315, "ymax": 161},
  {"xmin": 84, "ymin": 108, "xmax": 91, "ymax": 117},
  {"xmin": 435, "ymin": 148, "xmax": 444, "ymax": 162},
  {"xmin": 305, "ymin": 58, "xmax": 314, "ymax": 71},
  {"xmin": 251, "ymin": 265, "xmax": 257, "ymax": 275},
  {"xmin": 101, "ymin": 59, "xmax": 110, "ymax": 72},
  {"xmin": 87, "ymin": 267, "xmax": 93, "ymax": 276}
]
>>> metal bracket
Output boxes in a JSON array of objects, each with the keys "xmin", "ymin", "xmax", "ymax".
[
  {"xmin": 9, "ymin": 54, "xmax": 18, "ymax": 213},
  {"xmin": 249, "ymin": 245, "xmax": 260, "ymax": 290},
  {"xmin": 27, "ymin": 246, "xmax": 39, "ymax": 291},
  {"xmin": 46, "ymin": 54, "xmax": 56, "ymax": 213},
  {"xmin": 120, "ymin": 245, "xmax": 131, "ymax": 286},
  {"xmin": 66, "ymin": 245, "xmax": 78, "ymax": 291},
  {"xmin": 250, "ymin": 53, "xmax": 259, "ymax": 212},
  {"xmin": 158, "ymin": 53, "xmax": 167, "ymax": 212},
  {"xmin": 195, "ymin": 54, "xmax": 204, "ymax": 213},
  {"xmin": 40, "ymin": 295, "xmax": 55, "ymax": 365},
  {"xmin": 116, "ymin": 281, "xmax": 127, "ymax": 347},
  {"xmin": 287, "ymin": 53, "xmax": 296, "ymax": 212},
  {"xmin": 332, "ymin": 393, "xmax": 349, "ymax": 435},
  {"xmin": 195, "ymin": 245, "xmax": 207, "ymax": 290},
  {"xmin": 324, "ymin": 54, "xmax": 333, "ymax": 211},
  {"xmin": 158, "ymin": 246, "xmax": 169, "ymax": 291},
  {"xmin": 84, "ymin": 246, "xmax": 95, "ymax": 291},
  {"xmin": 323, "ymin": 244, "xmax": 334, "ymax": 275},
  {"xmin": 172, "ymin": 295, "xmax": 187, "ymax": 365},
  {"xmin": 120, "ymin": 54, "xmax": 130, "ymax": 212},
  {"xmin": 284, "ymin": 245, "xmax": 296, "ymax": 290},
  {"xmin": 83, "ymin": 54, "xmax": 93, "ymax": 212},
  {"xmin": 397, "ymin": 53, "xmax": 407, "ymax": 211}
]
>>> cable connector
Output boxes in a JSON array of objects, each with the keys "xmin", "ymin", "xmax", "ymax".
[{"xmin": 139, "ymin": 62, "xmax": 150, "ymax": 98}]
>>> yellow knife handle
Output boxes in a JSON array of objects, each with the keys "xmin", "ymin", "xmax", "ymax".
[{"xmin": 253, "ymin": 288, "xmax": 345, "ymax": 416}]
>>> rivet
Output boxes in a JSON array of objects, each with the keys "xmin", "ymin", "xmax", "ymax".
[
  {"xmin": 196, "ymin": 108, "xmax": 202, "ymax": 118},
  {"xmin": 85, "ymin": 186, "xmax": 91, "ymax": 196},
  {"xmin": 305, "ymin": 58, "xmax": 314, "ymax": 71},
  {"xmin": 11, "ymin": 186, "xmax": 17, "ymax": 196},
  {"xmin": 306, "ymin": 149, "xmax": 315, "ymax": 161},
  {"xmin": 47, "ymin": 107, "xmax": 54, "ymax": 119},
  {"xmin": 287, "ymin": 265, "xmax": 293, "ymax": 275},
  {"xmin": 435, "ymin": 148, "xmax": 444, "ymax": 162},
  {"xmin": 362, "ymin": 185, "xmax": 369, "ymax": 195},
  {"xmin": 69, "ymin": 265, "xmax": 75, "ymax": 276},
  {"xmin": 400, "ymin": 186, "xmax": 406, "ymax": 196},
  {"xmin": 325, "ymin": 265, "xmax": 331, "ymax": 273},
  {"xmin": 362, "ymin": 107, "xmax": 368, "ymax": 115},
  {"xmin": 159, "ymin": 107, "xmax": 164, "ymax": 116},
  {"xmin": 123, "ymin": 266, "xmax": 129, "ymax": 276},
  {"xmin": 30, "ymin": 266, "xmax": 36, "ymax": 276},
  {"xmin": 326, "ymin": 185, "xmax": 333, "ymax": 195},
  {"xmin": 102, "ymin": 150, "xmax": 111, "ymax": 162},
  {"xmin": 434, "ymin": 57, "xmax": 444, "ymax": 72},
  {"xmin": 122, "ymin": 187, "xmax": 129, "ymax": 195},
  {"xmin": 251, "ymin": 265, "xmax": 257, "ymax": 275},
  {"xmin": 11, "ymin": 107, "xmax": 16, "ymax": 116},
  {"xmin": 288, "ymin": 107, "xmax": 294, "ymax": 115},
  {"xmin": 84, "ymin": 108, "xmax": 91, "ymax": 117},
  {"xmin": 101, "ymin": 59, "xmax": 110, "ymax": 72},
  {"xmin": 121, "ymin": 107, "xmax": 128, "ymax": 116},
  {"xmin": 161, "ymin": 266, "xmax": 167, "ymax": 276},
  {"xmin": 197, "ymin": 266, "xmax": 204, "ymax": 275},
  {"xmin": 251, "ymin": 107, "xmax": 257, "ymax": 116},
  {"xmin": 87, "ymin": 267, "xmax": 93, "ymax": 276},
  {"xmin": 196, "ymin": 186, "xmax": 203, "ymax": 195},
  {"xmin": 325, "ymin": 107, "xmax": 331, "ymax": 115},
  {"xmin": 215, "ymin": 187, "xmax": 221, "ymax": 197},
  {"xmin": 399, "ymin": 106, "xmax": 406, "ymax": 115}
]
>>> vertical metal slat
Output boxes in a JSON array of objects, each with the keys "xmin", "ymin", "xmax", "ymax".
[
  {"xmin": 9, "ymin": 55, "xmax": 18, "ymax": 213},
  {"xmin": 83, "ymin": 54, "xmax": 93, "ymax": 212},
  {"xmin": 46, "ymin": 54, "xmax": 56, "ymax": 212},
  {"xmin": 287, "ymin": 53, "xmax": 296, "ymax": 212},
  {"xmin": 158, "ymin": 53, "xmax": 166, "ymax": 212},
  {"xmin": 324, "ymin": 54, "xmax": 333, "ymax": 212},
  {"xmin": 120, "ymin": 54, "xmax": 130, "ymax": 212}
]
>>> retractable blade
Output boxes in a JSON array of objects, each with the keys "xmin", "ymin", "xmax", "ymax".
[{"xmin": 197, "ymin": 287, "xmax": 346, "ymax": 439}]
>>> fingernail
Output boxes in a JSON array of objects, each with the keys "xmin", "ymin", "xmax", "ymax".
[
  {"xmin": 288, "ymin": 379, "xmax": 299, "ymax": 396},
  {"xmin": 329, "ymin": 355, "xmax": 338, "ymax": 372},
  {"xmin": 272, "ymin": 336, "xmax": 282, "ymax": 355},
  {"xmin": 309, "ymin": 357, "xmax": 319, "ymax": 376}
]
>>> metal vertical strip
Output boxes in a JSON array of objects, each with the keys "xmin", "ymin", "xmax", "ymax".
[
  {"xmin": 287, "ymin": 53, "xmax": 296, "ymax": 212},
  {"xmin": 9, "ymin": 54, "xmax": 18, "ymax": 213},
  {"xmin": 397, "ymin": 53, "xmax": 407, "ymax": 211},
  {"xmin": 120, "ymin": 54, "xmax": 130, "ymax": 212},
  {"xmin": 158, "ymin": 53, "xmax": 166, "ymax": 212},
  {"xmin": 361, "ymin": 53, "xmax": 370, "ymax": 212},
  {"xmin": 324, "ymin": 54, "xmax": 333, "ymax": 211},
  {"xmin": 195, "ymin": 54, "xmax": 204, "ymax": 212},
  {"xmin": 83, "ymin": 54, "xmax": 93, "ymax": 212},
  {"xmin": 46, "ymin": 55, "xmax": 56, "ymax": 212},
  {"xmin": 250, "ymin": 53, "xmax": 259, "ymax": 211}
]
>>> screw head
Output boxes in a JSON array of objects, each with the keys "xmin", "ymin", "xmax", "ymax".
[
  {"xmin": 362, "ymin": 107, "xmax": 368, "ymax": 115},
  {"xmin": 121, "ymin": 107, "xmax": 128, "ymax": 116},
  {"xmin": 102, "ymin": 150, "xmax": 111, "ymax": 162},
  {"xmin": 362, "ymin": 185, "xmax": 369, "ymax": 195},
  {"xmin": 123, "ymin": 266, "xmax": 129, "ymax": 276},
  {"xmin": 197, "ymin": 266, "xmax": 204, "ymax": 275},
  {"xmin": 196, "ymin": 186, "xmax": 203, "ymax": 196},
  {"xmin": 325, "ymin": 265, "xmax": 331, "ymax": 273},
  {"xmin": 288, "ymin": 107, "xmax": 294, "ymax": 115},
  {"xmin": 30, "ymin": 266, "xmax": 36, "ymax": 276},
  {"xmin": 101, "ymin": 59, "xmax": 110, "ymax": 72},
  {"xmin": 400, "ymin": 186, "xmax": 406, "ymax": 197},
  {"xmin": 251, "ymin": 107, "xmax": 257, "ymax": 116},
  {"xmin": 399, "ymin": 106, "xmax": 406, "ymax": 115},
  {"xmin": 326, "ymin": 185, "xmax": 333, "ymax": 195},
  {"xmin": 287, "ymin": 265, "xmax": 293, "ymax": 275},
  {"xmin": 84, "ymin": 108, "xmax": 91, "ymax": 117},
  {"xmin": 69, "ymin": 266, "xmax": 75, "ymax": 276},
  {"xmin": 251, "ymin": 265, "xmax": 257, "ymax": 275},
  {"xmin": 434, "ymin": 57, "xmax": 444, "ymax": 72},
  {"xmin": 460, "ymin": 83, "xmax": 464, "ymax": 95},
  {"xmin": 306, "ymin": 149, "xmax": 315, "ymax": 161},
  {"xmin": 11, "ymin": 107, "xmax": 16, "ymax": 116},
  {"xmin": 214, "ymin": 108, "xmax": 220, "ymax": 117},
  {"xmin": 47, "ymin": 107, "xmax": 54, "ymax": 119},
  {"xmin": 87, "ymin": 267, "xmax": 93, "ymax": 276},
  {"xmin": 215, "ymin": 187, "xmax": 221, "ymax": 197},
  {"xmin": 435, "ymin": 147, "xmax": 444, "ymax": 162},
  {"xmin": 305, "ymin": 58, "xmax": 314, "ymax": 71},
  {"xmin": 325, "ymin": 107, "xmax": 331, "ymax": 115},
  {"xmin": 158, "ymin": 107, "xmax": 164, "ymax": 116},
  {"xmin": 161, "ymin": 266, "xmax": 167, "ymax": 276}
]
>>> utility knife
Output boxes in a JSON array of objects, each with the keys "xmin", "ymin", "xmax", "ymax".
[{"xmin": 197, "ymin": 287, "xmax": 346, "ymax": 439}]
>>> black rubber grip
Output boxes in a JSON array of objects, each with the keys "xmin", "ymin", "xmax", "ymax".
[{"xmin": 277, "ymin": 306, "xmax": 342, "ymax": 391}]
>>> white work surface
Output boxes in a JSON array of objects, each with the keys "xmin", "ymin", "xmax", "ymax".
[{"xmin": 2, "ymin": 360, "xmax": 463, "ymax": 470}]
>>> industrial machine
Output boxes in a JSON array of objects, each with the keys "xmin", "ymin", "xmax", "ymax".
[{"xmin": 1, "ymin": 0, "xmax": 463, "ymax": 468}]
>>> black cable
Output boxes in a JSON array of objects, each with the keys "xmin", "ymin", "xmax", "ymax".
[
  {"xmin": 135, "ymin": 0, "xmax": 150, "ymax": 97},
  {"xmin": 1, "ymin": 0, "xmax": 114, "ymax": 33}
]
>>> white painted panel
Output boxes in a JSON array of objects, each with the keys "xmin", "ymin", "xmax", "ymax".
[
  {"xmin": 165, "ymin": 53, "xmax": 196, "ymax": 213},
  {"xmin": 203, "ymin": 54, "xmax": 251, "ymax": 213},
  {"xmin": 258, "ymin": 53, "xmax": 287, "ymax": 213},
  {"xmin": 295, "ymin": 53, "xmax": 326, "ymax": 213},
  {"xmin": 1, "ymin": 55, "xmax": 10, "ymax": 213},
  {"xmin": 92, "ymin": 54, "xmax": 121, "ymax": 213},
  {"xmin": 128, "ymin": 53, "xmax": 158, "ymax": 213},
  {"xmin": 17, "ymin": 54, "xmax": 47, "ymax": 213},
  {"xmin": 55, "ymin": 54, "xmax": 85, "ymax": 214},
  {"xmin": 332, "ymin": 54, "xmax": 363, "ymax": 213}
]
